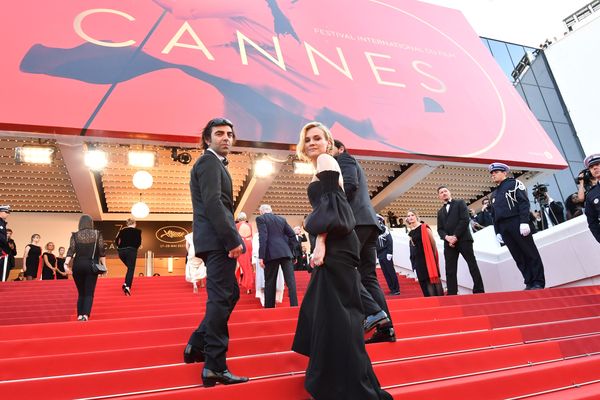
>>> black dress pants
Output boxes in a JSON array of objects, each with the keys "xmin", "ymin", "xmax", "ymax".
[
  {"xmin": 355, "ymin": 226, "xmax": 392, "ymax": 325},
  {"xmin": 497, "ymin": 217, "xmax": 545, "ymax": 288},
  {"xmin": 377, "ymin": 254, "xmax": 400, "ymax": 294},
  {"xmin": 264, "ymin": 257, "xmax": 298, "ymax": 308},
  {"xmin": 118, "ymin": 248, "xmax": 138, "ymax": 288},
  {"xmin": 188, "ymin": 250, "xmax": 239, "ymax": 372},
  {"xmin": 73, "ymin": 263, "xmax": 99, "ymax": 316},
  {"xmin": 443, "ymin": 241, "xmax": 485, "ymax": 295}
]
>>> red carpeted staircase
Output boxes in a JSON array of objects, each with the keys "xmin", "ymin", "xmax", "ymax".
[{"xmin": 1, "ymin": 272, "xmax": 600, "ymax": 400}]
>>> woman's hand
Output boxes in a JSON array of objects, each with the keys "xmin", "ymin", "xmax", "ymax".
[{"xmin": 311, "ymin": 241, "xmax": 326, "ymax": 268}]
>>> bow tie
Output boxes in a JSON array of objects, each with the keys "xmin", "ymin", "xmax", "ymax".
[{"xmin": 222, "ymin": 158, "xmax": 229, "ymax": 166}]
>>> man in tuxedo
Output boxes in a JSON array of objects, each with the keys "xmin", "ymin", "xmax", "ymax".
[
  {"xmin": 184, "ymin": 117, "xmax": 248, "ymax": 387},
  {"xmin": 291, "ymin": 226, "xmax": 308, "ymax": 270},
  {"xmin": 437, "ymin": 186, "xmax": 485, "ymax": 295},
  {"xmin": 332, "ymin": 140, "xmax": 395, "ymax": 344},
  {"xmin": 256, "ymin": 204, "xmax": 298, "ymax": 308}
]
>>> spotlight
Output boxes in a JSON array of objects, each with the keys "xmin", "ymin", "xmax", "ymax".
[
  {"xmin": 84, "ymin": 149, "xmax": 108, "ymax": 171},
  {"xmin": 170, "ymin": 148, "xmax": 192, "ymax": 165},
  {"xmin": 128, "ymin": 150, "xmax": 155, "ymax": 168},
  {"xmin": 255, "ymin": 159, "xmax": 274, "ymax": 178},
  {"xmin": 15, "ymin": 145, "xmax": 55, "ymax": 164},
  {"xmin": 293, "ymin": 161, "xmax": 314, "ymax": 175}
]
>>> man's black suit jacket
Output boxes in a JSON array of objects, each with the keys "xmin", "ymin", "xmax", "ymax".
[
  {"xmin": 336, "ymin": 152, "xmax": 378, "ymax": 227},
  {"xmin": 256, "ymin": 213, "xmax": 295, "ymax": 262},
  {"xmin": 437, "ymin": 199, "xmax": 474, "ymax": 246},
  {"xmin": 190, "ymin": 150, "xmax": 242, "ymax": 255},
  {"xmin": 291, "ymin": 234, "xmax": 307, "ymax": 258}
]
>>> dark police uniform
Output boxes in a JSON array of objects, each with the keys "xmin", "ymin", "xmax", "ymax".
[
  {"xmin": 490, "ymin": 177, "xmax": 546, "ymax": 289},
  {"xmin": 0, "ymin": 206, "xmax": 11, "ymax": 281},
  {"xmin": 583, "ymin": 154, "xmax": 600, "ymax": 244},
  {"xmin": 585, "ymin": 182, "xmax": 600, "ymax": 243}
]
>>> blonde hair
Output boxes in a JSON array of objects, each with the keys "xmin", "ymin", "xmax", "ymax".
[
  {"xmin": 237, "ymin": 212, "xmax": 247, "ymax": 221},
  {"xmin": 406, "ymin": 209, "xmax": 420, "ymax": 224},
  {"xmin": 296, "ymin": 121, "xmax": 334, "ymax": 162}
]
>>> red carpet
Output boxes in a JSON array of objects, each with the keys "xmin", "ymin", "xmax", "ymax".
[{"xmin": 1, "ymin": 271, "xmax": 600, "ymax": 399}]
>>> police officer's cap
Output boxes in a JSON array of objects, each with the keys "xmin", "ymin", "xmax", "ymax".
[
  {"xmin": 488, "ymin": 162, "xmax": 510, "ymax": 173},
  {"xmin": 0, "ymin": 205, "xmax": 11, "ymax": 213},
  {"xmin": 584, "ymin": 154, "xmax": 600, "ymax": 169}
]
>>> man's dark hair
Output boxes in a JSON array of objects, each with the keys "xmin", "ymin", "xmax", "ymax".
[
  {"xmin": 201, "ymin": 118, "xmax": 235, "ymax": 150},
  {"xmin": 78, "ymin": 214, "xmax": 94, "ymax": 230},
  {"xmin": 437, "ymin": 185, "xmax": 449, "ymax": 193},
  {"xmin": 333, "ymin": 139, "xmax": 345, "ymax": 150}
]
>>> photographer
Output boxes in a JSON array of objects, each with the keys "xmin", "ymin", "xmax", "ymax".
[
  {"xmin": 475, "ymin": 197, "xmax": 493, "ymax": 227},
  {"xmin": 531, "ymin": 183, "xmax": 565, "ymax": 231},
  {"xmin": 584, "ymin": 154, "xmax": 600, "ymax": 244},
  {"xmin": 576, "ymin": 168, "xmax": 596, "ymax": 203}
]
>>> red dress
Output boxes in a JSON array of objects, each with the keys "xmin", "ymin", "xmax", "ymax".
[{"xmin": 236, "ymin": 221, "xmax": 254, "ymax": 292}]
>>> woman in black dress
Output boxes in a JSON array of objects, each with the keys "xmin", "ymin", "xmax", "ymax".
[
  {"xmin": 41, "ymin": 242, "xmax": 57, "ymax": 280},
  {"xmin": 406, "ymin": 210, "xmax": 444, "ymax": 297},
  {"xmin": 22, "ymin": 234, "xmax": 42, "ymax": 280},
  {"xmin": 55, "ymin": 246, "xmax": 68, "ymax": 279},
  {"xmin": 292, "ymin": 122, "xmax": 391, "ymax": 400},
  {"xmin": 64, "ymin": 215, "xmax": 107, "ymax": 321}
]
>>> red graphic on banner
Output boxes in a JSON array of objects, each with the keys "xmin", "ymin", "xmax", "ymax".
[{"xmin": 0, "ymin": 0, "xmax": 566, "ymax": 169}]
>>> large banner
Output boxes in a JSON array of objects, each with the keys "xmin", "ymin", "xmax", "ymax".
[
  {"xmin": 1, "ymin": 0, "xmax": 565, "ymax": 168},
  {"xmin": 96, "ymin": 220, "xmax": 191, "ymax": 257}
]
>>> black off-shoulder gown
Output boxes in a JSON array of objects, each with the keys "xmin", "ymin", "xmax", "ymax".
[{"xmin": 292, "ymin": 170, "xmax": 392, "ymax": 400}]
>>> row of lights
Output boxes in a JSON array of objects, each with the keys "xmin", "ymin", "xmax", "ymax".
[
  {"xmin": 15, "ymin": 145, "xmax": 316, "ymax": 175},
  {"xmin": 15, "ymin": 146, "xmax": 316, "ymax": 219}
]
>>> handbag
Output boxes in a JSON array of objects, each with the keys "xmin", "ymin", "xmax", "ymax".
[{"xmin": 91, "ymin": 230, "xmax": 107, "ymax": 274}]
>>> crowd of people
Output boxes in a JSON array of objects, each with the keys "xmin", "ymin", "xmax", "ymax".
[{"xmin": 1, "ymin": 116, "xmax": 599, "ymax": 400}]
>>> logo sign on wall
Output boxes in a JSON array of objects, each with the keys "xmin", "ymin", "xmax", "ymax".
[
  {"xmin": 96, "ymin": 221, "xmax": 191, "ymax": 257},
  {"xmin": 1, "ymin": 0, "xmax": 565, "ymax": 169}
]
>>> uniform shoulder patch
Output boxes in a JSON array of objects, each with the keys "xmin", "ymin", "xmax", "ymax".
[{"xmin": 515, "ymin": 179, "xmax": 526, "ymax": 190}]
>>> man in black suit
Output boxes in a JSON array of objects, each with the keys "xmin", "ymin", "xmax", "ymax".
[
  {"xmin": 256, "ymin": 204, "xmax": 298, "ymax": 308},
  {"xmin": 437, "ymin": 186, "xmax": 485, "ymax": 295},
  {"xmin": 290, "ymin": 226, "xmax": 308, "ymax": 270},
  {"xmin": 332, "ymin": 140, "xmax": 395, "ymax": 344},
  {"xmin": 184, "ymin": 118, "xmax": 248, "ymax": 387}
]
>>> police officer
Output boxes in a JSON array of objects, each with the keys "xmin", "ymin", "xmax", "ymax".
[
  {"xmin": 489, "ymin": 163, "xmax": 545, "ymax": 290},
  {"xmin": 0, "ymin": 205, "xmax": 12, "ymax": 282},
  {"xmin": 584, "ymin": 154, "xmax": 600, "ymax": 244}
]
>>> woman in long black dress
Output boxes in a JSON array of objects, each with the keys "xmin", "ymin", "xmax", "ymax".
[
  {"xmin": 22, "ymin": 234, "xmax": 42, "ymax": 280},
  {"xmin": 406, "ymin": 210, "xmax": 444, "ymax": 297},
  {"xmin": 292, "ymin": 122, "xmax": 391, "ymax": 400},
  {"xmin": 41, "ymin": 242, "xmax": 57, "ymax": 280},
  {"xmin": 55, "ymin": 246, "xmax": 68, "ymax": 280}
]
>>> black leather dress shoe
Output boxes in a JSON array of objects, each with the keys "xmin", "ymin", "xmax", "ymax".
[
  {"xmin": 183, "ymin": 344, "xmax": 205, "ymax": 363},
  {"xmin": 363, "ymin": 310, "xmax": 390, "ymax": 333},
  {"xmin": 202, "ymin": 368, "xmax": 249, "ymax": 387},
  {"xmin": 365, "ymin": 327, "xmax": 396, "ymax": 344}
]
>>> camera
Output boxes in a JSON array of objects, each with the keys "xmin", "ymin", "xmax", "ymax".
[
  {"xmin": 532, "ymin": 183, "xmax": 549, "ymax": 205},
  {"xmin": 574, "ymin": 169, "xmax": 593, "ymax": 187}
]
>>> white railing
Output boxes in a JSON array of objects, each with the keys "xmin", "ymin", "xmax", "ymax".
[{"xmin": 391, "ymin": 215, "xmax": 600, "ymax": 293}]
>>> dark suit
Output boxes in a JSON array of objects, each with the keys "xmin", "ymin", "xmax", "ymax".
[
  {"xmin": 437, "ymin": 199, "xmax": 485, "ymax": 295},
  {"xmin": 291, "ymin": 233, "xmax": 307, "ymax": 270},
  {"xmin": 336, "ymin": 152, "xmax": 392, "ymax": 325},
  {"xmin": 188, "ymin": 149, "xmax": 243, "ymax": 372},
  {"xmin": 256, "ymin": 212, "xmax": 298, "ymax": 308}
]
